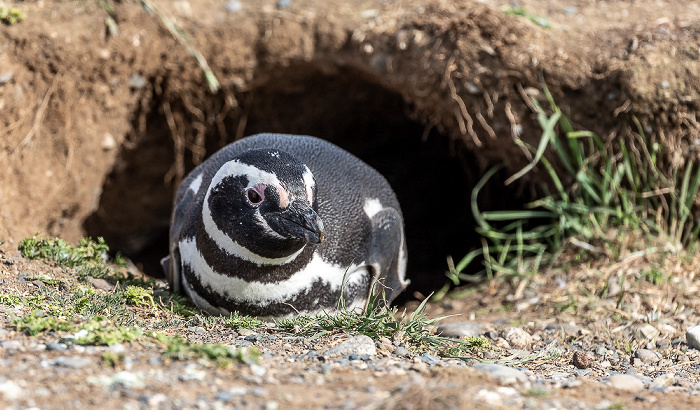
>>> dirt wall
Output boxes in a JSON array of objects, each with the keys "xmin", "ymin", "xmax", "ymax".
[{"xmin": 2, "ymin": 0, "xmax": 699, "ymax": 288}]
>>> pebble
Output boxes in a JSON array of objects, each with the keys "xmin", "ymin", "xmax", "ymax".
[
  {"xmin": 88, "ymin": 277, "xmax": 113, "ymax": 291},
  {"xmin": 0, "ymin": 380, "xmax": 22, "ymax": 401},
  {"xmin": 46, "ymin": 343, "xmax": 67, "ymax": 352},
  {"xmin": 502, "ymin": 328, "xmax": 533, "ymax": 349},
  {"xmin": 436, "ymin": 321, "xmax": 483, "ymax": 339},
  {"xmin": 472, "ymin": 363, "xmax": 530, "ymax": 386},
  {"xmin": 276, "ymin": 0, "xmax": 291, "ymax": 9},
  {"xmin": 54, "ymin": 355, "xmax": 92, "ymax": 369},
  {"xmin": 1, "ymin": 341, "xmax": 23, "ymax": 351},
  {"xmin": 0, "ymin": 72, "xmax": 13, "ymax": 85},
  {"xmin": 238, "ymin": 329, "xmax": 256, "ymax": 337},
  {"xmin": 215, "ymin": 391, "xmax": 233, "ymax": 402},
  {"xmin": 649, "ymin": 373, "xmax": 675, "ymax": 389},
  {"xmin": 324, "ymin": 335, "xmax": 376, "ymax": 358},
  {"xmin": 609, "ymin": 374, "xmax": 645, "ymax": 392},
  {"xmin": 393, "ymin": 347, "xmax": 410, "ymax": 357},
  {"xmin": 418, "ymin": 353, "xmax": 440, "ymax": 363},
  {"xmin": 128, "ymin": 74, "xmax": 146, "ymax": 89},
  {"xmin": 686, "ymin": 325, "xmax": 700, "ymax": 350},
  {"xmin": 225, "ymin": 0, "xmax": 242, "ymax": 12},
  {"xmin": 633, "ymin": 348, "xmax": 661, "ymax": 363},
  {"xmin": 636, "ymin": 324, "xmax": 660, "ymax": 340},
  {"xmin": 250, "ymin": 364, "xmax": 266, "ymax": 377},
  {"xmin": 111, "ymin": 371, "xmax": 144, "ymax": 388}
]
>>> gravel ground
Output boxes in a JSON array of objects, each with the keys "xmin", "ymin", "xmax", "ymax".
[{"xmin": 2, "ymin": 243, "xmax": 700, "ymax": 409}]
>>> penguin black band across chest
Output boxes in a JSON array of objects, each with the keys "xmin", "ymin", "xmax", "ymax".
[{"xmin": 163, "ymin": 133, "xmax": 409, "ymax": 319}]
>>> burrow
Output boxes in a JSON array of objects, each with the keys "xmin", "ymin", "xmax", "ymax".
[{"xmin": 84, "ymin": 63, "xmax": 528, "ymax": 298}]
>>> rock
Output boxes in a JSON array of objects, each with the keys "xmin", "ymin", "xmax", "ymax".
[
  {"xmin": 472, "ymin": 363, "xmax": 530, "ymax": 386},
  {"xmin": 502, "ymin": 327, "xmax": 533, "ymax": 349},
  {"xmin": 101, "ymin": 134, "xmax": 116, "ymax": 151},
  {"xmin": 436, "ymin": 321, "xmax": 483, "ymax": 339},
  {"xmin": 633, "ymin": 348, "xmax": 661, "ymax": 363},
  {"xmin": 686, "ymin": 325, "xmax": 700, "ymax": 350},
  {"xmin": 128, "ymin": 74, "xmax": 146, "ymax": 89},
  {"xmin": 250, "ymin": 364, "xmax": 266, "ymax": 377},
  {"xmin": 276, "ymin": 0, "xmax": 291, "ymax": 9},
  {"xmin": 649, "ymin": 373, "xmax": 675, "ymax": 389},
  {"xmin": 609, "ymin": 374, "xmax": 645, "ymax": 392},
  {"xmin": 88, "ymin": 277, "xmax": 113, "ymax": 291},
  {"xmin": 225, "ymin": 0, "xmax": 242, "ymax": 12},
  {"xmin": 571, "ymin": 351, "xmax": 590, "ymax": 369},
  {"xmin": 0, "ymin": 380, "xmax": 22, "ymax": 401},
  {"xmin": 0, "ymin": 72, "xmax": 13, "ymax": 85},
  {"xmin": 418, "ymin": 353, "xmax": 440, "ymax": 363},
  {"xmin": 1, "ymin": 341, "xmax": 23, "ymax": 351},
  {"xmin": 46, "ymin": 343, "xmax": 67, "ymax": 352},
  {"xmin": 111, "ymin": 371, "xmax": 144, "ymax": 388},
  {"xmin": 324, "ymin": 335, "xmax": 376, "ymax": 358},
  {"xmin": 393, "ymin": 347, "xmax": 410, "ymax": 357},
  {"xmin": 238, "ymin": 329, "xmax": 255, "ymax": 337},
  {"xmin": 54, "ymin": 355, "xmax": 92, "ymax": 369},
  {"xmin": 172, "ymin": 0, "xmax": 192, "ymax": 17},
  {"xmin": 636, "ymin": 324, "xmax": 660, "ymax": 340}
]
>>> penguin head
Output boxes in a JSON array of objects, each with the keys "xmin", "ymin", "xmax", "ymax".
[{"xmin": 203, "ymin": 149, "xmax": 324, "ymax": 260}]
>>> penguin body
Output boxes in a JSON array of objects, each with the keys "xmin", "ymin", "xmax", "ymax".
[{"xmin": 163, "ymin": 133, "xmax": 408, "ymax": 319}]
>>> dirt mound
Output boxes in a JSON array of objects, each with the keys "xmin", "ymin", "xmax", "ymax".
[{"xmin": 2, "ymin": 0, "xmax": 699, "ymax": 290}]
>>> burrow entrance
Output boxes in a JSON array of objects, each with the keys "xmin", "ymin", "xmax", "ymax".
[{"xmin": 84, "ymin": 64, "xmax": 523, "ymax": 297}]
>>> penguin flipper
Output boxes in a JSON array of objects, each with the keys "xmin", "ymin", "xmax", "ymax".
[
  {"xmin": 160, "ymin": 256, "xmax": 170, "ymax": 276},
  {"xmin": 366, "ymin": 208, "xmax": 408, "ymax": 308}
]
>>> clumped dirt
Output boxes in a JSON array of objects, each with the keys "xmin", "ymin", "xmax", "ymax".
[{"xmin": 2, "ymin": 0, "xmax": 700, "ymax": 408}]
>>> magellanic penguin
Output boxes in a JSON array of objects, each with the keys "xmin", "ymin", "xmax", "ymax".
[{"xmin": 162, "ymin": 133, "xmax": 409, "ymax": 319}]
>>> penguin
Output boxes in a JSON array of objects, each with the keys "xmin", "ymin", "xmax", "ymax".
[{"xmin": 161, "ymin": 133, "xmax": 408, "ymax": 319}]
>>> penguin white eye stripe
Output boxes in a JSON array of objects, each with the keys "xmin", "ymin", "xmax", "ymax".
[
  {"xmin": 202, "ymin": 197, "xmax": 305, "ymax": 265},
  {"xmin": 210, "ymin": 160, "xmax": 282, "ymax": 192},
  {"xmin": 302, "ymin": 166, "xmax": 315, "ymax": 203}
]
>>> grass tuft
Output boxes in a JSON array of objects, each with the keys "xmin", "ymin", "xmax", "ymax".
[
  {"xmin": 19, "ymin": 235, "xmax": 109, "ymax": 267},
  {"xmin": 12, "ymin": 311, "xmax": 73, "ymax": 336},
  {"xmin": 154, "ymin": 333, "xmax": 259, "ymax": 367},
  {"xmin": 448, "ymin": 83, "xmax": 700, "ymax": 286},
  {"xmin": 276, "ymin": 294, "xmax": 486, "ymax": 358}
]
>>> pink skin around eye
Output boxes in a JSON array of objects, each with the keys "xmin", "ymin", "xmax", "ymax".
[{"xmin": 247, "ymin": 183, "xmax": 266, "ymax": 205}]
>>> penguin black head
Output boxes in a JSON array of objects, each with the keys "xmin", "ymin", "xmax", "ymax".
[{"xmin": 202, "ymin": 149, "xmax": 324, "ymax": 263}]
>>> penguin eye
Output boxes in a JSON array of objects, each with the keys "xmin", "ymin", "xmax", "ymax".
[{"xmin": 246, "ymin": 188, "xmax": 264, "ymax": 205}]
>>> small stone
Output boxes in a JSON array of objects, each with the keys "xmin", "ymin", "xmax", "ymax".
[
  {"xmin": 348, "ymin": 353, "xmax": 360, "ymax": 361},
  {"xmin": 609, "ymin": 374, "xmax": 645, "ymax": 392},
  {"xmin": 418, "ymin": 353, "xmax": 440, "ymax": 363},
  {"xmin": 595, "ymin": 346, "xmax": 608, "ymax": 357},
  {"xmin": 88, "ymin": 277, "xmax": 113, "ymax": 291},
  {"xmin": 111, "ymin": 371, "xmax": 144, "ymax": 388},
  {"xmin": 172, "ymin": 0, "xmax": 192, "ymax": 16},
  {"xmin": 1, "ymin": 341, "xmax": 23, "ymax": 351},
  {"xmin": 0, "ymin": 72, "xmax": 13, "ymax": 85},
  {"xmin": 571, "ymin": 351, "xmax": 590, "ymax": 369},
  {"xmin": 54, "ymin": 355, "xmax": 92, "ymax": 369},
  {"xmin": 436, "ymin": 321, "xmax": 483, "ymax": 339},
  {"xmin": 225, "ymin": 1, "xmax": 242, "ymax": 12},
  {"xmin": 276, "ymin": 0, "xmax": 291, "ymax": 9},
  {"xmin": 250, "ymin": 364, "xmax": 266, "ymax": 377},
  {"xmin": 393, "ymin": 347, "xmax": 410, "ymax": 357},
  {"xmin": 649, "ymin": 373, "xmax": 675, "ymax": 389},
  {"xmin": 46, "ymin": 343, "xmax": 67, "ymax": 352},
  {"xmin": 686, "ymin": 325, "xmax": 700, "ymax": 350},
  {"xmin": 324, "ymin": 335, "xmax": 376, "ymax": 358},
  {"xmin": 244, "ymin": 334, "xmax": 258, "ymax": 342},
  {"xmin": 0, "ymin": 380, "xmax": 22, "ymax": 401},
  {"xmin": 636, "ymin": 324, "xmax": 660, "ymax": 340},
  {"xmin": 129, "ymin": 74, "xmax": 146, "ymax": 89},
  {"xmin": 633, "ymin": 349, "xmax": 661, "ymax": 363},
  {"xmin": 101, "ymin": 134, "xmax": 116, "ymax": 151},
  {"xmin": 215, "ymin": 391, "xmax": 233, "ymax": 402},
  {"xmin": 472, "ymin": 363, "xmax": 530, "ymax": 386},
  {"xmin": 238, "ymin": 329, "xmax": 255, "ymax": 337},
  {"xmin": 502, "ymin": 327, "xmax": 533, "ymax": 349}
]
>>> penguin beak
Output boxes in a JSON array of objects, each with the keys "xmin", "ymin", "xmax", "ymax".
[{"xmin": 276, "ymin": 201, "xmax": 325, "ymax": 244}]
